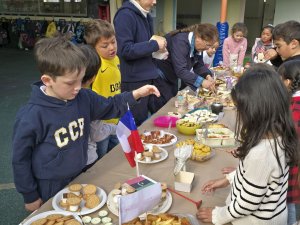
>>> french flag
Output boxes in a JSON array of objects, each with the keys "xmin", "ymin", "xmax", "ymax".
[{"xmin": 116, "ymin": 110, "xmax": 144, "ymax": 167}]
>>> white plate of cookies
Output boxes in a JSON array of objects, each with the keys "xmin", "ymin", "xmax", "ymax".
[
  {"xmin": 22, "ymin": 210, "xmax": 82, "ymax": 225},
  {"xmin": 135, "ymin": 145, "xmax": 168, "ymax": 164},
  {"xmin": 52, "ymin": 184, "xmax": 107, "ymax": 216}
]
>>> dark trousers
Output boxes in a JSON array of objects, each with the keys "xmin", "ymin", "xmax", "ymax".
[{"xmin": 121, "ymin": 77, "xmax": 173, "ymax": 126}]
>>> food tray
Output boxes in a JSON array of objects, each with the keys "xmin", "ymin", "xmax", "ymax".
[{"xmin": 196, "ymin": 127, "xmax": 236, "ymax": 147}]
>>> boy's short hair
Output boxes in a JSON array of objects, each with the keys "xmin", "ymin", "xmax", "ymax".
[
  {"xmin": 273, "ymin": 20, "xmax": 300, "ymax": 44},
  {"xmin": 231, "ymin": 22, "xmax": 248, "ymax": 37},
  {"xmin": 79, "ymin": 44, "xmax": 101, "ymax": 84},
  {"xmin": 84, "ymin": 19, "xmax": 115, "ymax": 47},
  {"xmin": 34, "ymin": 35, "xmax": 88, "ymax": 78}
]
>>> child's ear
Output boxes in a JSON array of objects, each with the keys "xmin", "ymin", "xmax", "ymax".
[
  {"xmin": 41, "ymin": 74, "xmax": 54, "ymax": 86},
  {"xmin": 290, "ymin": 39, "xmax": 300, "ymax": 49}
]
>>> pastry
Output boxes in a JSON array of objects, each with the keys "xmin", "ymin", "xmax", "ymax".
[
  {"xmin": 82, "ymin": 184, "xmax": 97, "ymax": 195},
  {"xmin": 64, "ymin": 219, "xmax": 81, "ymax": 225},
  {"xmin": 31, "ymin": 218, "xmax": 48, "ymax": 225},
  {"xmin": 68, "ymin": 184, "xmax": 82, "ymax": 196},
  {"xmin": 66, "ymin": 197, "xmax": 81, "ymax": 212},
  {"xmin": 85, "ymin": 194, "xmax": 100, "ymax": 209},
  {"xmin": 160, "ymin": 182, "xmax": 167, "ymax": 191},
  {"xmin": 59, "ymin": 199, "xmax": 69, "ymax": 209},
  {"xmin": 45, "ymin": 221, "xmax": 55, "ymax": 225}
]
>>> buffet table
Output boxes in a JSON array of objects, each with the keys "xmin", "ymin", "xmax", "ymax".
[{"xmin": 21, "ymin": 97, "xmax": 238, "ymax": 225}]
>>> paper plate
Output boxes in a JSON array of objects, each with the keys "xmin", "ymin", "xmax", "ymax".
[
  {"xmin": 22, "ymin": 210, "xmax": 82, "ymax": 225},
  {"xmin": 52, "ymin": 184, "xmax": 107, "ymax": 216}
]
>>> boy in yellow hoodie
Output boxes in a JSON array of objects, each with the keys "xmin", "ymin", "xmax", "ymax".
[{"xmin": 84, "ymin": 19, "xmax": 121, "ymax": 159}]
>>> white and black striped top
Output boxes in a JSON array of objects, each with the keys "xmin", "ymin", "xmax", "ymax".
[{"xmin": 212, "ymin": 139, "xmax": 289, "ymax": 225}]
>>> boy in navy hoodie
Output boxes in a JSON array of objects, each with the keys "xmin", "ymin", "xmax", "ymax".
[{"xmin": 12, "ymin": 36, "xmax": 160, "ymax": 212}]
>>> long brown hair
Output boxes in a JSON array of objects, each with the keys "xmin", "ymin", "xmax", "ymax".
[{"xmin": 169, "ymin": 23, "xmax": 219, "ymax": 43}]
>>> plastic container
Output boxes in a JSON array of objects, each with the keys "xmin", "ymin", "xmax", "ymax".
[{"xmin": 153, "ymin": 116, "xmax": 179, "ymax": 128}]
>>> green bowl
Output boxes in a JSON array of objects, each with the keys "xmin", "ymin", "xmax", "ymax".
[{"xmin": 176, "ymin": 119, "xmax": 201, "ymax": 135}]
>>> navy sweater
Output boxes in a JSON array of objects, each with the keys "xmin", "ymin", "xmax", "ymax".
[
  {"xmin": 155, "ymin": 32, "xmax": 212, "ymax": 90},
  {"xmin": 113, "ymin": 1, "xmax": 159, "ymax": 82},
  {"xmin": 12, "ymin": 82, "xmax": 137, "ymax": 203}
]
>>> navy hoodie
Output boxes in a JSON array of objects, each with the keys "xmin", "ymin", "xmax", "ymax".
[
  {"xmin": 12, "ymin": 81, "xmax": 137, "ymax": 203},
  {"xmin": 113, "ymin": 1, "xmax": 159, "ymax": 82}
]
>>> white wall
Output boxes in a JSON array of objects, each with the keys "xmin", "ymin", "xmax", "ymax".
[{"xmin": 273, "ymin": 0, "xmax": 300, "ymax": 25}]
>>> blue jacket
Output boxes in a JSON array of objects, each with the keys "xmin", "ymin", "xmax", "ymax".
[
  {"xmin": 113, "ymin": 1, "xmax": 159, "ymax": 82},
  {"xmin": 12, "ymin": 81, "xmax": 137, "ymax": 203},
  {"xmin": 155, "ymin": 32, "xmax": 212, "ymax": 90}
]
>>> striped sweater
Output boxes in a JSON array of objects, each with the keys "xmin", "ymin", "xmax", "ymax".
[{"xmin": 213, "ymin": 139, "xmax": 289, "ymax": 225}]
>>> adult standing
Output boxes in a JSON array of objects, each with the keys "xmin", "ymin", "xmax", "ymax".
[
  {"xmin": 155, "ymin": 24, "xmax": 218, "ymax": 98},
  {"xmin": 114, "ymin": 0, "xmax": 169, "ymax": 126}
]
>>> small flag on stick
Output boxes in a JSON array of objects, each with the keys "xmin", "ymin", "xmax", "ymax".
[{"xmin": 116, "ymin": 110, "xmax": 144, "ymax": 167}]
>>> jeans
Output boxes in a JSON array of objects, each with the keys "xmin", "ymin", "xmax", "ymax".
[
  {"xmin": 96, "ymin": 135, "xmax": 119, "ymax": 159},
  {"xmin": 287, "ymin": 203, "xmax": 296, "ymax": 225}
]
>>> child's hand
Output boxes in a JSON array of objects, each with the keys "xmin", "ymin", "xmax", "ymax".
[
  {"xmin": 202, "ymin": 79, "xmax": 215, "ymax": 91},
  {"xmin": 196, "ymin": 207, "xmax": 213, "ymax": 223},
  {"xmin": 264, "ymin": 49, "xmax": 278, "ymax": 60},
  {"xmin": 133, "ymin": 85, "xmax": 161, "ymax": 100},
  {"xmin": 25, "ymin": 198, "xmax": 43, "ymax": 212},
  {"xmin": 201, "ymin": 177, "xmax": 229, "ymax": 194}
]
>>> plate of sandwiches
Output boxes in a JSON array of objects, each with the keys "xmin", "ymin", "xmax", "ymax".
[
  {"xmin": 140, "ymin": 130, "xmax": 177, "ymax": 147},
  {"xmin": 52, "ymin": 183, "xmax": 107, "ymax": 216},
  {"xmin": 22, "ymin": 210, "xmax": 82, "ymax": 225},
  {"xmin": 107, "ymin": 182, "xmax": 172, "ymax": 218},
  {"xmin": 135, "ymin": 145, "xmax": 168, "ymax": 164}
]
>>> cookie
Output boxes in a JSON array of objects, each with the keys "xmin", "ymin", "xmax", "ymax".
[
  {"xmin": 82, "ymin": 184, "xmax": 97, "ymax": 195},
  {"xmin": 68, "ymin": 184, "xmax": 82, "ymax": 192},
  {"xmin": 46, "ymin": 214, "xmax": 63, "ymax": 220},
  {"xmin": 53, "ymin": 222, "xmax": 64, "ymax": 225},
  {"xmin": 59, "ymin": 200, "xmax": 69, "ymax": 208},
  {"xmin": 56, "ymin": 215, "xmax": 73, "ymax": 222},
  {"xmin": 64, "ymin": 219, "xmax": 81, "ymax": 225},
  {"xmin": 45, "ymin": 220, "xmax": 55, "ymax": 225},
  {"xmin": 85, "ymin": 194, "xmax": 100, "ymax": 209},
  {"xmin": 31, "ymin": 218, "xmax": 48, "ymax": 225},
  {"xmin": 67, "ymin": 192, "xmax": 81, "ymax": 198}
]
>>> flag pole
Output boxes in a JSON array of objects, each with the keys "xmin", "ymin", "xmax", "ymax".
[{"xmin": 135, "ymin": 151, "xmax": 140, "ymax": 177}]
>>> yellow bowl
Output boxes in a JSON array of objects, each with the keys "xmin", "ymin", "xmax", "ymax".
[{"xmin": 176, "ymin": 119, "xmax": 201, "ymax": 135}]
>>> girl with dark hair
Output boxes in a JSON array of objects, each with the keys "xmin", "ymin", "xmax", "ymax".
[
  {"xmin": 278, "ymin": 60, "xmax": 300, "ymax": 225},
  {"xmin": 155, "ymin": 23, "xmax": 219, "ymax": 98},
  {"xmin": 251, "ymin": 24, "xmax": 274, "ymax": 64},
  {"xmin": 197, "ymin": 64, "xmax": 298, "ymax": 225}
]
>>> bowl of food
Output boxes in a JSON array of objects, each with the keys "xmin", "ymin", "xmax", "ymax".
[{"xmin": 176, "ymin": 119, "xmax": 201, "ymax": 135}]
